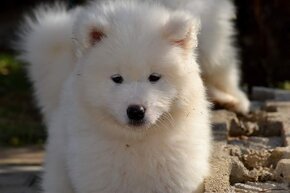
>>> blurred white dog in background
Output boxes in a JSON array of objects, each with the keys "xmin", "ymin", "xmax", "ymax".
[{"xmin": 159, "ymin": 0, "xmax": 249, "ymax": 114}]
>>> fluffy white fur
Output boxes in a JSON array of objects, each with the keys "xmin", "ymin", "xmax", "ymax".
[
  {"xmin": 18, "ymin": 5, "xmax": 80, "ymax": 123},
  {"xmin": 18, "ymin": 0, "xmax": 248, "ymax": 192}
]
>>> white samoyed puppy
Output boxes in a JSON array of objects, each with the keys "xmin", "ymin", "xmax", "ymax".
[
  {"xmin": 19, "ymin": 1, "xmax": 211, "ymax": 193},
  {"xmin": 20, "ymin": 0, "xmax": 249, "ymax": 124},
  {"xmin": 19, "ymin": 0, "xmax": 250, "ymax": 192}
]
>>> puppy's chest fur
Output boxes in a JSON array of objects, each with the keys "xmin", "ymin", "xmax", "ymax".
[{"xmin": 66, "ymin": 130, "xmax": 200, "ymax": 193}]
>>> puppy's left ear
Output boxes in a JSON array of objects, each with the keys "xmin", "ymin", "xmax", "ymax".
[{"xmin": 163, "ymin": 12, "xmax": 200, "ymax": 50}]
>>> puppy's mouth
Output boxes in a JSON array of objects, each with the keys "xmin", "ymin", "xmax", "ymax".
[{"xmin": 127, "ymin": 119, "xmax": 146, "ymax": 127}]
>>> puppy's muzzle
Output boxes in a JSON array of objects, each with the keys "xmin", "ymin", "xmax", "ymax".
[{"xmin": 127, "ymin": 105, "xmax": 146, "ymax": 126}]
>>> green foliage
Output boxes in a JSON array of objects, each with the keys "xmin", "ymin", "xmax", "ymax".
[
  {"xmin": 278, "ymin": 81, "xmax": 290, "ymax": 90},
  {"xmin": 0, "ymin": 53, "xmax": 30, "ymax": 92},
  {"xmin": 0, "ymin": 53, "xmax": 45, "ymax": 147}
]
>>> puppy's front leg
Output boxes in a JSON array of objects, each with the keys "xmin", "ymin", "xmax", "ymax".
[{"xmin": 42, "ymin": 143, "xmax": 74, "ymax": 193}]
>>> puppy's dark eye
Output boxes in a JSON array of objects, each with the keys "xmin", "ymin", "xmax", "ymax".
[
  {"xmin": 148, "ymin": 73, "xmax": 161, "ymax": 83},
  {"xmin": 111, "ymin": 74, "xmax": 123, "ymax": 84}
]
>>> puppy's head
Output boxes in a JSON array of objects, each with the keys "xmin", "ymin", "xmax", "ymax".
[{"xmin": 73, "ymin": 2, "xmax": 203, "ymax": 135}]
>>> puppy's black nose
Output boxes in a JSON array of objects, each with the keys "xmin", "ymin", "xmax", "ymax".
[{"xmin": 127, "ymin": 105, "xmax": 146, "ymax": 121}]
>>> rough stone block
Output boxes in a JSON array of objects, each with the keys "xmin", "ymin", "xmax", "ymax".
[
  {"xmin": 258, "ymin": 112, "xmax": 283, "ymax": 136},
  {"xmin": 250, "ymin": 101, "xmax": 264, "ymax": 112},
  {"xmin": 252, "ymin": 87, "xmax": 290, "ymax": 101},
  {"xmin": 282, "ymin": 122, "xmax": 290, "ymax": 146},
  {"xmin": 204, "ymin": 142, "xmax": 234, "ymax": 192},
  {"xmin": 211, "ymin": 110, "xmax": 237, "ymax": 141},
  {"xmin": 228, "ymin": 136, "xmax": 283, "ymax": 150},
  {"xmin": 234, "ymin": 183, "xmax": 264, "ymax": 192},
  {"xmin": 234, "ymin": 182, "xmax": 289, "ymax": 193},
  {"xmin": 230, "ymin": 120, "xmax": 260, "ymax": 137},
  {"xmin": 274, "ymin": 159, "xmax": 290, "ymax": 183},
  {"xmin": 269, "ymin": 147, "xmax": 290, "ymax": 167},
  {"xmin": 265, "ymin": 101, "xmax": 290, "ymax": 110},
  {"xmin": 252, "ymin": 87, "xmax": 276, "ymax": 101}
]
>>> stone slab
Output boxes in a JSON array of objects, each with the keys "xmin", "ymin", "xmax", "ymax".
[{"xmin": 0, "ymin": 146, "xmax": 44, "ymax": 166}]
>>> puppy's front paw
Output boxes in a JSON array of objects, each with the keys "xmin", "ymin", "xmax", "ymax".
[
  {"xmin": 232, "ymin": 90, "xmax": 250, "ymax": 114},
  {"xmin": 209, "ymin": 87, "xmax": 250, "ymax": 114}
]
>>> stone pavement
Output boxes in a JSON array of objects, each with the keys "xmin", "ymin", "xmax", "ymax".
[
  {"xmin": 0, "ymin": 87, "xmax": 289, "ymax": 193},
  {"xmin": 0, "ymin": 147, "xmax": 44, "ymax": 166},
  {"xmin": 0, "ymin": 166, "xmax": 41, "ymax": 193},
  {"xmin": 0, "ymin": 147, "xmax": 43, "ymax": 193},
  {"xmin": 204, "ymin": 100, "xmax": 290, "ymax": 192}
]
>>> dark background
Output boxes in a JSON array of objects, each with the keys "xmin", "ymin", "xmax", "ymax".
[
  {"xmin": 235, "ymin": 0, "xmax": 290, "ymax": 91},
  {"xmin": 0, "ymin": 0, "xmax": 289, "ymax": 88},
  {"xmin": 0, "ymin": 0, "xmax": 289, "ymax": 146}
]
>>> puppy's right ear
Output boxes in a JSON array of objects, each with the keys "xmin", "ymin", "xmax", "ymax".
[
  {"xmin": 72, "ymin": 16, "xmax": 109, "ymax": 57},
  {"xmin": 88, "ymin": 28, "xmax": 106, "ymax": 46}
]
